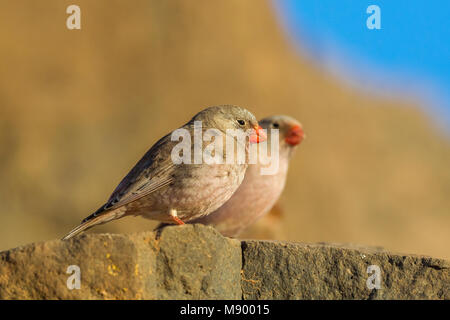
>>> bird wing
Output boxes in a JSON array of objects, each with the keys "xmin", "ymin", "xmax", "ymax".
[
  {"xmin": 90, "ymin": 132, "xmax": 177, "ymax": 218},
  {"xmin": 108, "ymin": 161, "xmax": 175, "ymax": 210}
]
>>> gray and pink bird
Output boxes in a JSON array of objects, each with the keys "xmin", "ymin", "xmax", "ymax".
[{"xmin": 62, "ymin": 106, "xmax": 303, "ymax": 240}]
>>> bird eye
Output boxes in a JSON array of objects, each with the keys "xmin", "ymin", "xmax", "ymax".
[
  {"xmin": 272, "ymin": 122, "xmax": 279, "ymax": 128},
  {"xmin": 237, "ymin": 119, "xmax": 245, "ymax": 126}
]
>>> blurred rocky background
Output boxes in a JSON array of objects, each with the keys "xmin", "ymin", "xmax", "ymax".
[{"xmin": 0, "ymin": 0, "xmax": 449, "ymax": 259}]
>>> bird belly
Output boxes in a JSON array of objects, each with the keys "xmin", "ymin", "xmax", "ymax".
[{"xmin": 127, "ymin": 163, "xmax": 246, "ymax": 223}]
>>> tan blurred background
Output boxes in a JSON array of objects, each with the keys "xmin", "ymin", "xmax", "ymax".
[{"xmin": 0, "ymin": 0, "xmax": 449, "ymax": 259}]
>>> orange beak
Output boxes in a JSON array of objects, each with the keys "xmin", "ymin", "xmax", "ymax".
[
  {"xmin": 285, "ymin": 125, "xmax": 304, "ymax": 146},
  {"xmin": 249, "ymin": 125, "xmax": 267, "ymax": 144}
]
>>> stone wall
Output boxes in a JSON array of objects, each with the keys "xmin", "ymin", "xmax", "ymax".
[{"xmin": 0, "ymin": 225, "xmax": 448, "ymax": 299}]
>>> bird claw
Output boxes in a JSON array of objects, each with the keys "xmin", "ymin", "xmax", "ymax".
[
  {"xmin": 171, "ymin": 215, "xmax": 185, "ymax": 225},
  {"xmin": 170, "ymin": 209, "xmax": 185, "ymax": 225}
]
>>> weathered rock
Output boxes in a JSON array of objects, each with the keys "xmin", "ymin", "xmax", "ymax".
[
  {"xmin": 241, "ymin": 241, "xmax": 449, "ymax": 299},
  {"xmin": 154, "ymin": 224, "xmax": 241, "ymax": 299},
  {"xmin": 0, "ymin": 224, "xmax": 448, "ymax": 299},
  {"xmin": 0, "ymin": 224, "xmax": 241, "ymax": 299}
]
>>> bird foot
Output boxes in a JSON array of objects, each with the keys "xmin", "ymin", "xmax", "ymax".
[
  {"xmin": 171, "ymin": 215, "xmax": 185, "ymax": 225},
  {"xmin": 170, "ymin": 209, "xmax": 185, "ymax": 225}
]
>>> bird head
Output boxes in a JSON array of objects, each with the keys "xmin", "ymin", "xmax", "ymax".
[
  {"xmin": 259, "ymin": 115, "xmax": 305, "ymax": 147},
  {"xmin": 192, "ymin": 105, "xmax": 267, "ymax": 143}
]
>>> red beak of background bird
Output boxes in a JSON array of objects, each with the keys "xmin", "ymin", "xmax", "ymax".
[
  {"xmin": 285, "ymin": 125, "xmax": 304, "ymax": 146},
  {"xmin": 249, "ymin": 125, "xmax": 267, "ymax": 143}
]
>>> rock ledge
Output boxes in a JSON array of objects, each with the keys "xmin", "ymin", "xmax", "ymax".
[{"xmin": 0, "ymin": 224, "xmax": 448, "ymax": 299}]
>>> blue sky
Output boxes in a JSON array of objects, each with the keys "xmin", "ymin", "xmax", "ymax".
[{"xmin": 273, "ymin": 0, "xmax": 450, "ymax": 129}]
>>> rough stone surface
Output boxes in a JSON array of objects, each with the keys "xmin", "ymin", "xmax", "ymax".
[
  {"xmin": 241, "ymin": 241, "xmax": 449, "ymax": 299},
  {"xmin": 0, "ymin": 224, "xmax": 448, "ymax": 299},
  {"xmin": 0, "ymin": 224, "xmax": 241, "ymax": 299}
]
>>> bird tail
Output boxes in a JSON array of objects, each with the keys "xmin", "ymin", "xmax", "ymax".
[{"xmin": 62, "ymin": 207, "xmax": 125, "ymax": 240}]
